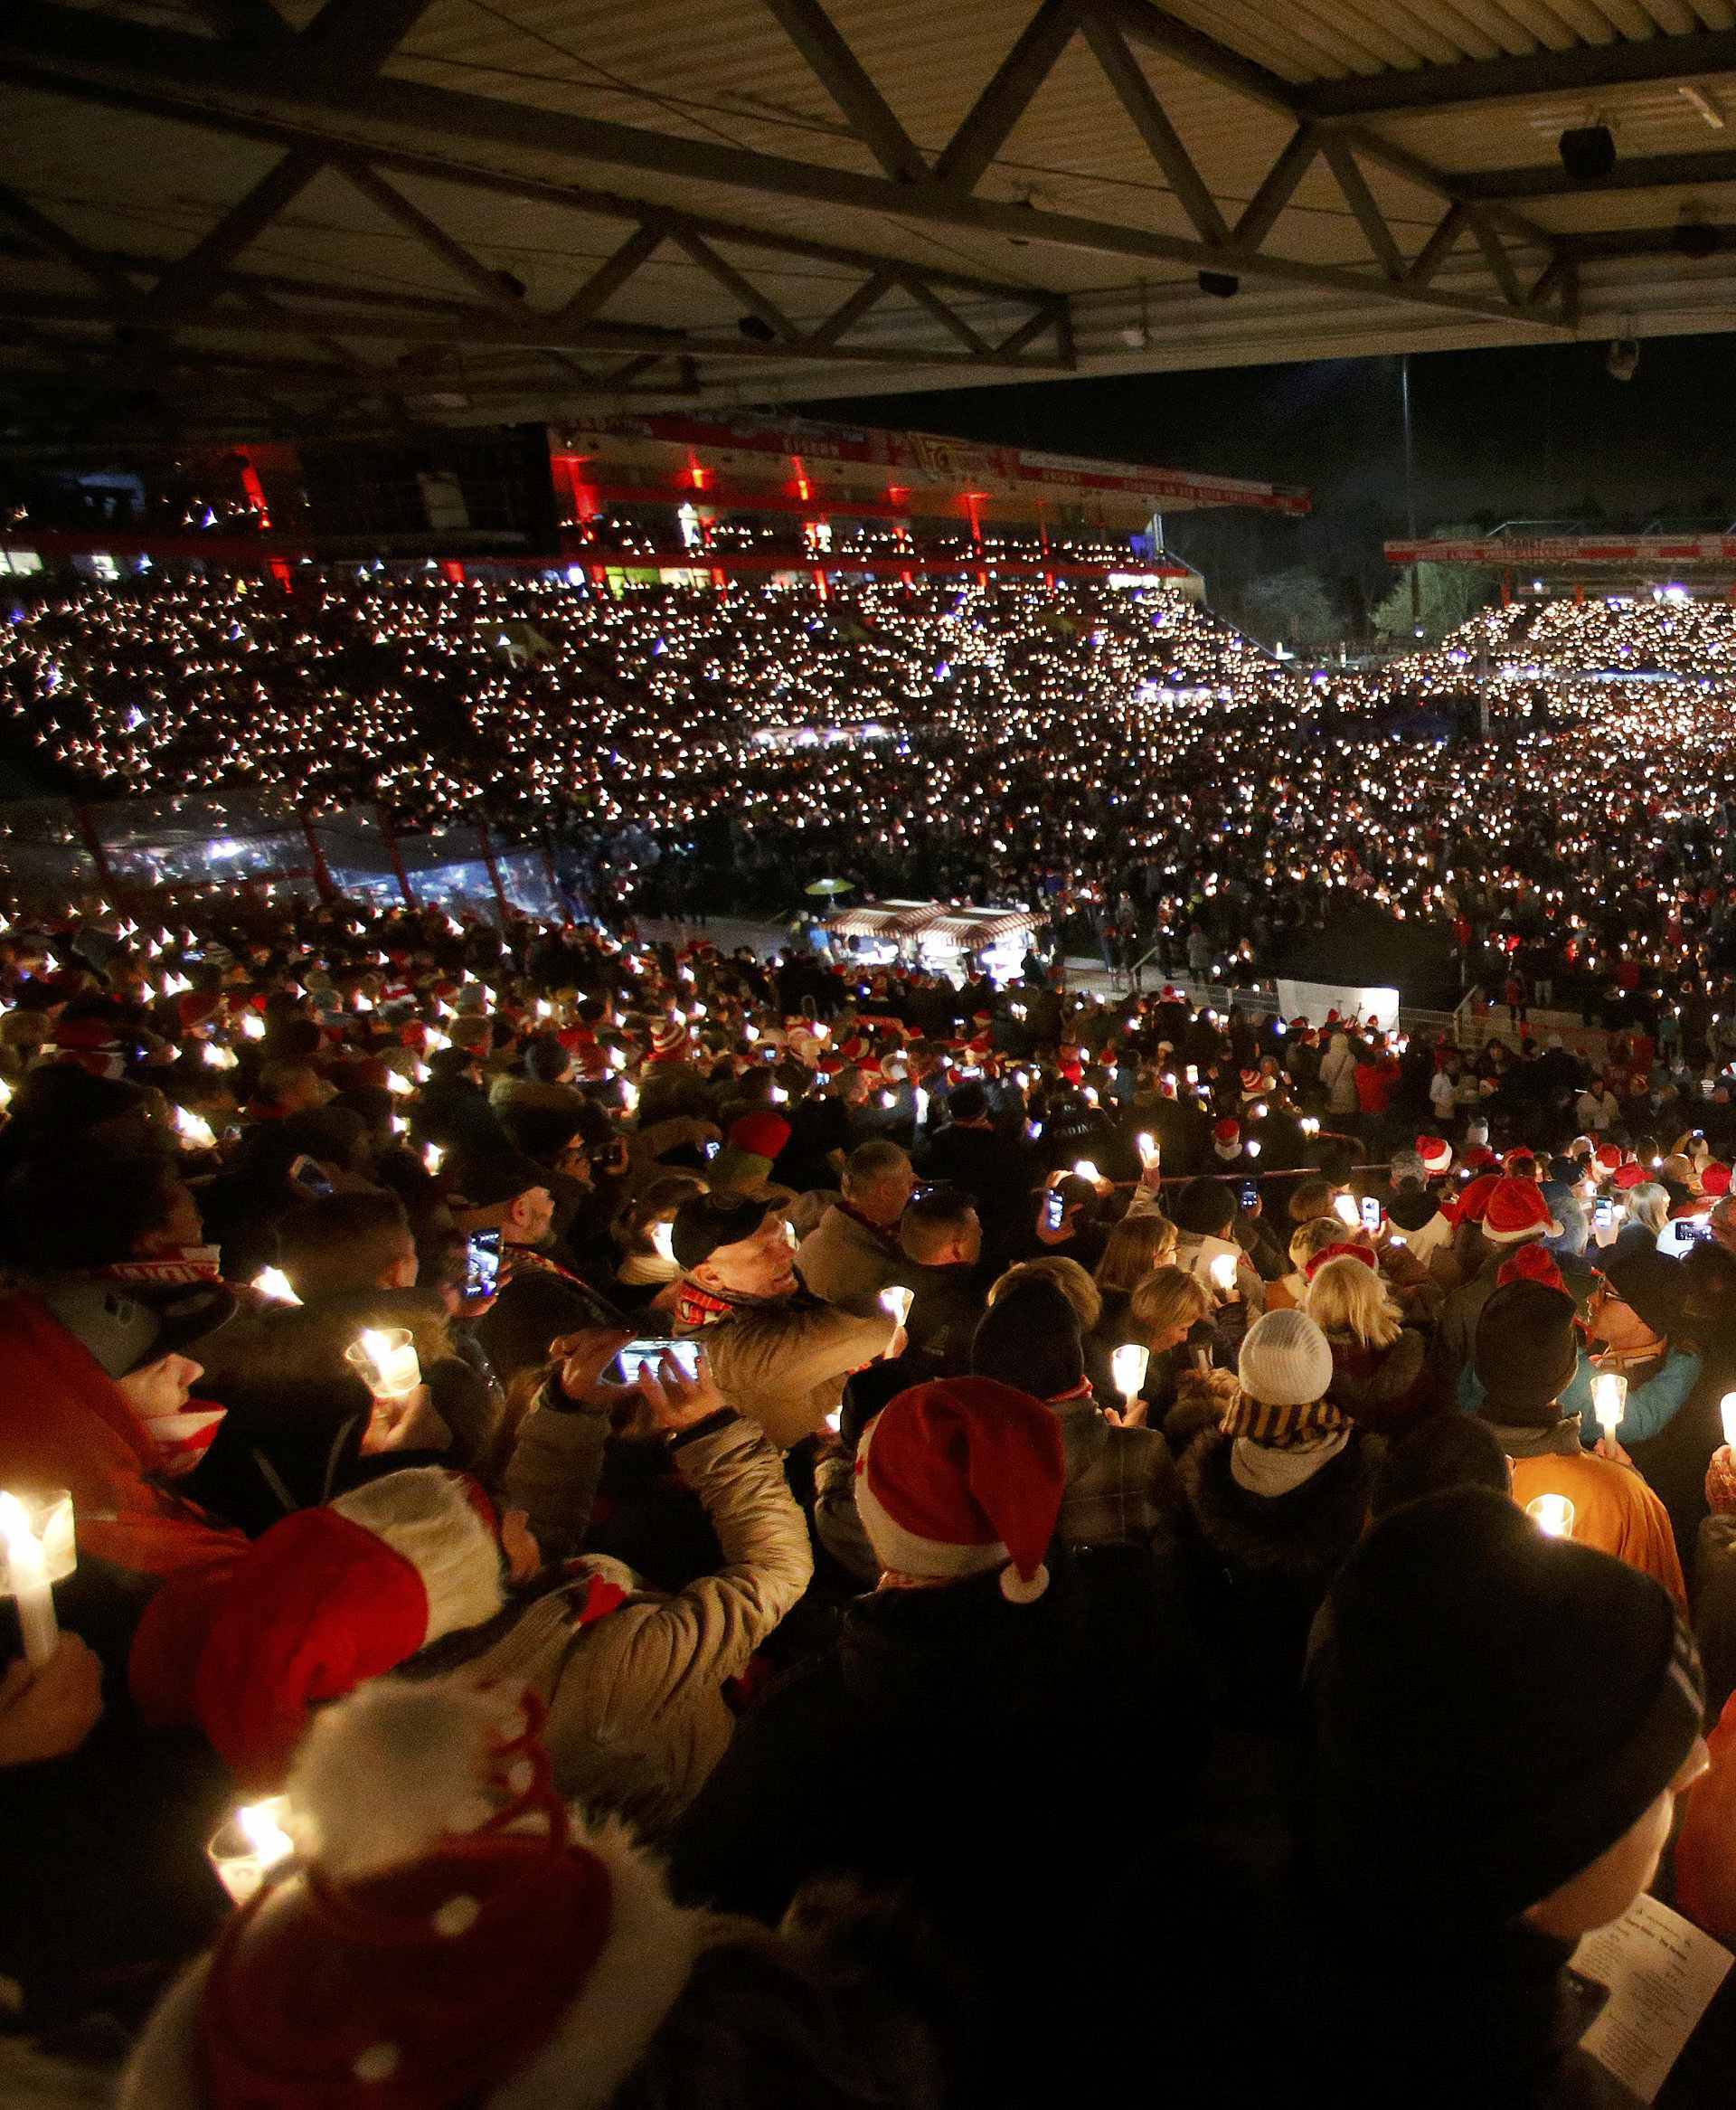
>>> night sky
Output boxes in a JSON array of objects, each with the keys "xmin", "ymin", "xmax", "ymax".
[{"xmin": 810, "ymin": 330, "xmax": 1736, "ymax": 603}]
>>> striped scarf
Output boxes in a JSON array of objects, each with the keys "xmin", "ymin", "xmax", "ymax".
[{"xmin": 1219, "ymin": 1388, "xmax": 1346, "ymax": 1449}]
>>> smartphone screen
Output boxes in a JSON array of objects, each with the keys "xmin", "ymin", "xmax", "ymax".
[
  {"xmin": 1240, "ymin": 1180, "xmax": 1258, "ymax": 1211},
  {"xmin": 1043, "ymin": 1189, "xmax": 1064, "ymax": 1229},
  {"xmin": 1593, "ymin": 1200, "xmax": 1613, "ymax": 1231},
  {"xmin": 288, "ymin": 1152, "xmax": 334, "ymax": 1198},
  {"xmin": 613, "ymin": 1338, "xmax": 703, "ymax": 1385},
  {"xmin": 464, "ymin": 1228, "xmax": 500, "ymax": 1298},
  {"xmin": 1360, "ymin": 1197, "xmax": 1382, "ymax": 1233},
  {"xmin": 703, "ymin": 1140, "xmax": 721, "ymax": 1160}
]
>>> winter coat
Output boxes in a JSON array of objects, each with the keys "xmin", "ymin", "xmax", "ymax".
[
  {"xmin": 1175, "ymin": 1426, "xmax": 1372, "ymax": 1734},
  {"xmin": 793, "ymin": 1202, "xmax": 906, "ymax": 1317},
  {"xmin": 675, "ymin": 1291, "xmax": 895, "ymax": 1449},
  {"xmin": 667, "ymin": 1547, "xmax": 1206, "ymax": 2101},
  {"xmin": 1490, "ymin": 1416, "xmax": 1687, "ymax": 1608},
  {"xmin": 1326, "ymin": 1329, "xmax": 1430, "ymax": 1438},
  {"xmin": 467, "ymin": 1396, "xmax": 814, "ymax": 1833},
  {"xmin": 1320, "ymin": 1035, "xmax": 1361, "ymax": 1117},
  {"xmin": 1695, "ymin": 1512, "xmax": 1736, "ymax": 1718}
]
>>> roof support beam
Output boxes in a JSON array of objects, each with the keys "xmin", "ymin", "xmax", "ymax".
[
  {"xmin": 140, "ymin": 146, "xmax": 326, "ymax": 321},
  {"xmin": 666, "ymin": 228, "xmax": 800, "ymax": 342},
  {"xmin": 932, "ymin": 0, "xmax": 1087, "ymax": 191},
  {"xmin": 760, "ymin": 0, "xmax": 929, "ymax": 183},
  {"xmin": 1455, "ymin": 147, "xmax": 1736, "ymax": 203},
  {"xmin": 555, "ymin": 223, "xmax": 663, "ymax": 326},
  {"xmin": 0, "ymin": 183, "xmax": 141, "ymax": 303},
  {"xmin": 1321, "ymin": 135, "xmax": 1403, "ymax": 279},
  {"xmin": 1231, "ymin": 125, "xmax": 1317, "ymax": 251},
  {"xmin": 1304, "ymin": 24, "xmax": 1736, "ymax": 119},
  {"xmin": 1080, "ymin": 9, "xmax": 1229, "ymax": 245},
  {"xmin": 0, "ymin": 3, "xmax": 1570, "ymax": 338},
  {"xmin": 5, "ymin": 289, "xmax": 1071, "ymax": 372},
  {"xmin": 1404, "ymin": 202, "xmax": 1469, "ymax": 290},
  {"xmin": 808, "ymin": 269, "xmax": 892, "ymax": 346},
  {"xmin": 338, "ymin": 161, "xmax": 526, "ymax": 315},
  {"xmin": 294, "ymin": 0, "xmax": 440, "ymax": 78}
]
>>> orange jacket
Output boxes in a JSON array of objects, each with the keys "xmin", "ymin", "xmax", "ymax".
[{"xmin": 1509, "ymin": 1451, "xmax": 1687, "ymax": 1610}]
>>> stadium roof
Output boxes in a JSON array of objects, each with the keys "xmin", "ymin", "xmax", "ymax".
[{"xmin": 7, "ymin": 1, "xmax": 1736, "ymax": 440}]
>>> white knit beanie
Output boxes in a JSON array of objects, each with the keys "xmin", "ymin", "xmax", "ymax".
[{"xmin": 1237, "ymin": 1308, "xmax": 1335, "ymax": 1408}]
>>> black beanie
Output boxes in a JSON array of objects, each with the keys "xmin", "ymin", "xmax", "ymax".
[
  {"xmin": 1312, "ymin": 1489, "xmax": 1703, "ymax": 1930},
  {"xmin": 1473, "ymin": 1278, "xmax": 1580, "ymax": 1423}
]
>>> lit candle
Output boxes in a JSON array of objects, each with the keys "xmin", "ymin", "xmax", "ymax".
[
  {"xmin": 0, "ymin": 1489, "xmax": 75, "ymax": 1669},
  {"xmin": 1722, "ymin": 1392, "xmax": 1736, "ymax": 1446},
  {"xmin": 201, "ymin": 1041, "xmax": 238, "ymax": 1069},
  {"xmin": 1333, "ymin": 1193, "xmax": 1359, "ymax": 1227},
  {"xmin": 384, "ymin": 1068, "xmax": 412, "ymax": 1096},
  {"xmin": 1135, "ymin": 1131, "xmax": 1156, "ymax": 1164},
  {"xmin": 207, "ymin": 1795, "xmax": 297, "ymax": 1906},
  {"xmin": 1210, "ymin": 1253, "xmax": 1239, "ymax": 1294},
  {"xmin": 1526, "ymin": 1492, "xmax": 1576, "ymax": 1538},
  {"xmin": 1072, "ymin": 1159, "xmax": 1100, "ymax": 1184},
  {"xmin": 880, "ymin": 1284, "xmax": 914, "ymax": 1327},
  {"xmin": 347, "ymin": 1327, "xmax": 421, "ymax": 1400},
  {"xmin": 1300, "ymin": 1116, "xmax": 1319, "ymax": 1136},
  {"xmin": 1111, "ymin": 1342, "xmax": 1149, "ymax": 1404},
  {"xmin": 240, "ymin": 1011, "xmax": 265, "ymax": 1039},
  {"xmin": 250, "ymin": 1267, "xmax": 300, "ymax": 1305},
  {"xmin": 174, "ymin": 1106, "xmax": 217, "ymax": 1151},
  {"xmin": 1591, "ymin": 1371, "xmax": 1628, "ymax": 1438},
  {"xmin": 423, "ymin": 1142, "xmax": 445, "ymax": 1176}
]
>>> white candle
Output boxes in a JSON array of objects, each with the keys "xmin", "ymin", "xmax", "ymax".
[
  {"xmin": 207, "ymin": 1794, "xmax": 297, "ymax": 1906},
  {"xmin": 384, "ymin": 1068, "xmax": 412, "ymax": 1096},
  {"xmin": 174, "ymin": 1106, "xmax": 217, "ymax": 1150},
  {"xmin": 880, "ymin": 1285, "xmax": 913, "ymax": 1326},
  {"xmin": 1526, "ymin": 1492, "xmax": 1576, "ymax": 1538},
  {"xmin": 1722, "ymin": 1392, "xmax": 1736, "ymax": 1447},
  {"xmin": 201, "ymin": 1041, "xmax": 238, "ymax": 1069},
  {"xmin": 1592, "ymin": 1371, "xmax": 1628, "ymax": 1438},
  {"xmin": 250, "ymin": 1267, "xmax": 301, "ymax": 1305},
  {"xmin": 0, "ymin": 1489, "xmax": 75, "ymax": 1670},
  {"xmin": 240, "ymin": 1012, "xmax": 264, "ymax": 1039},
  {"xmin": 1072, "ymin": 1159, "xmax": 1100, "ymax": 1184},
  {"xmin": 1300, "ymin": 1116, "xmax": 1319, "ymax": 1136},
  {"xmin": 423, "ymin": 1142, "xmax": 445, "ymax": 1175},
  {"xmin": 651, "ymin": 1221, "xmax": 675, "ymax": 1264},
  {"xmin": 1135, "ymin": 1132, "xmax": 1156, "ymax": 1165},
  {"xmin": 1333, "ymin": 1193, "xmax": 1359, "ymax": 1227},
  {"xmin": 1210, "ymin": 1253, "xmax": 1239, "ymax": 1293},
  {"xmin": 348, "ymin": 1327, "xmax": 421, "ymax": 1400},
  {"xmin": 1111, "ymin": 1342, "xmax": 1149, "ymax": 1403}
]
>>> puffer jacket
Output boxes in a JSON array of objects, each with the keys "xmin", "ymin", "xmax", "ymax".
[
  {"xmin": 468, "ymin": 1394, "xmax": 814, "ymax": 1834},
  {"xmin": 1320, "ymin": 1034, "xmax": 1361, "ymax": 1117},
  {"xmin": 676, "ymin": 1290, "xmax": 895, "ymax": 1449}
]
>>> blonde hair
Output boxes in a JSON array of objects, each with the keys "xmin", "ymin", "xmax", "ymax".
[
  {"xmin": 1304, "ymin": 1254, "xmax": 1402, "ymax": 1349},
  {"xmin": 1626, "ymin": 1182, "xmax": 1670, "ymax": 1238},
  {"xmin": 987, "ymin": 1255, "xmax": 1101, "ymax": 1333},
  {"xmin": 1094, "ymin": 1210, "xmax": 1177, "ymax": 1294},
  {"xmin": 1289, "ymin": 1214, "xmax": 1354, "ymax": 1272},
  {"xmin": 1127, "ymin": 1264, "xmax": 1211, "ymax": 1343}
]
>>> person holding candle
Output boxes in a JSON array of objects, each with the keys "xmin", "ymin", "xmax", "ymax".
[
  {"xmin": 1470, "ymin": 1278, "xmax": 1687, "ymax": 1607},
  {"xmin": 893, "ymin": 1185, "xmax": 989, "ymax": 1375},
  {"xmin": 1302, "ymin": 1251, "xmax": 1432, "ymax": 1441}
]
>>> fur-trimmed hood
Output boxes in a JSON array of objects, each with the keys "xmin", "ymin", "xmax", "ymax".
[{"xmin": 1176, "ymin": 1425, "xmax": 1371, "ymax": 1585}]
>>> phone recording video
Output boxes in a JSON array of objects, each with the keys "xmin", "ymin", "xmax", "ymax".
[
  {"xmin": 464, "ymin": 1227, "xmax": 501, "ymax": 1298},
  {"xmin": 612, "ymin": 1338, "xmax": 703, "ymax": 1386},
  {"xmin": 1360, "ymin": 1196, "xmax": 1382, "ymax": 1234}
]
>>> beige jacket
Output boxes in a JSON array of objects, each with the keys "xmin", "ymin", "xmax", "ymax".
[
  {"xmin": 794, "ymin": 1204, "xmax": 906, "ymax": 1318},
  {"xmin": 677, "ymin": 1294, "xmax": 895, "ymax": 1449},
  {"xmin": 486, "ymin": 1400, "xmax": 813, "ymax": 1835}
]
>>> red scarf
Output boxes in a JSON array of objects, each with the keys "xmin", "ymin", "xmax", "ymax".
[{"xmin": 674, "ymin": 1278, "xmax": 739, "ymax": 1332}]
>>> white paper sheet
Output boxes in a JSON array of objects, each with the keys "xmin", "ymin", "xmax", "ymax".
[{"xmin": 1573, "ymin": 1894, "xmax": 1732, "ymax": 2105}]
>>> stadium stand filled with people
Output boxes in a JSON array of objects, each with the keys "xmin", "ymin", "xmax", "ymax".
[{"xmin": 2, "ymin": 860, "xmax": 1736, "ymax": 2106}]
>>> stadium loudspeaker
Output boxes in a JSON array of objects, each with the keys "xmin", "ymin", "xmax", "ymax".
[
  {"xmin": 1197, "ymin": 270, "xmax": 1240, "ymax": 298},
  {"xmin": 1558, "ymin": 124, "xmax": 1617, "ymax": 182}
]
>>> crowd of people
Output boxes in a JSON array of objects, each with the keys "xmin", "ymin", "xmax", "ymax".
[
  {"xmin": 2, "ymin": 881, "xmax": 1736, "ymax": 2106},
  {"xmin": 13, "ymin": 567, "xmax": 1736, "ymax": 1017}
]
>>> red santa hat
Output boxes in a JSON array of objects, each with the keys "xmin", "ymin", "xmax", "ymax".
[
  {"xmin": 1594, "ymin": 1143, "xmax": 1625, "ymax": 1176},
  {"xmin": 1496, "ymin": 1244, "xmax": 1567, "ymax": 1292},
  {"xmin": 1459, "ymin": 1144, "xmax": 1497, "ymax": 1173},
  {"xmin": 1415, "ymin": 1135, "xmax": 1452, "ymax": 1176},
  {"xmin": 727, "ymin": 1111, "xmax": 791, "ymax": 1161},
  {"xmin": 127, "ymin": 1470, "xmax": 539, "ymax": 1787},
  {"xmin": 1481, "ymin": 1177, "xmax": 1564, "ymax": 1245},
  {"xmin": 1303, "ymin": 1243, "xmax": 1378, "ymax": 1282},
  {"xmin": 176, "ymin": 989, "xmax": 222, "ymax": 1032},
  {"xmin": 1612, "ymin": 1161, "xmax": 1651, "ymax": 1191},
  {"xmin": 119, "ymin": 1681, "xmax": 711, "ymax": 2110},
  {"xmin": 1702, "ymin": 1161, "xmax": 1732, "ymax": 1197},
  {"xmin": 647, "ymin": 1018, "xmax": 687, "ymax": 1058},
  {"xmin": 1239, "ymin": 1068, "xmax": 1263, "ymax": 1094},
  {"xmin": 1212, "ymin": 1119, "xmax": 1241, "ymax": 1159},
  {"xmin": 852, "ymin": 1379, "xmax": 1062, "ymax": 1604},
  {"xmin": 1457, "ymin": 1172, "xmax": 1504, "ymax": 1225}
]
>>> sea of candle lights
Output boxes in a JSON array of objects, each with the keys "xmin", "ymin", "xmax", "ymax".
[{"xmin": 5, "ymin": 569, "xmax": 1736, "ymax": 989}]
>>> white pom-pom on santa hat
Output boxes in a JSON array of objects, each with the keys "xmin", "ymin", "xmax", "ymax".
[
  {"xmin": 854, "ymin": 1378, "xmax": 1063, "ymax": 1604},
  {"xmin": 119, "ymin": 1678, "xmax": 713, "ymax": 2110}
]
